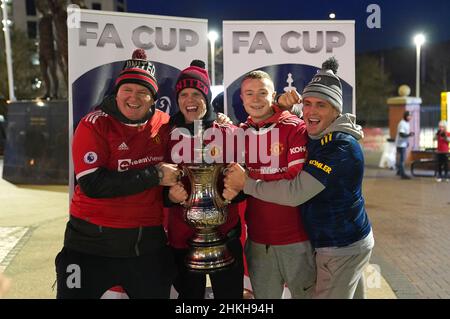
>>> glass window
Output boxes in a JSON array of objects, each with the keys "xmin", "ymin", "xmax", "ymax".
[{"xmin": 26, "ymin": 0, "xmax": 37, "ymax": 16}]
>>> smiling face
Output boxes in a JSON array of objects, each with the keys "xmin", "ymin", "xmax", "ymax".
[
  {"xmin": 115, "ymin": 83, "xmax": 154, "ymax": 121},
  {"xmin": 302, "ymin": 96, "xmax": 340, "ymax": 136},
  {"xmin": 240, "ymin": 77, "xmax": 276, "ymax": 123},
  {"xmin": 178, "ymin": 88, "xmax": 207, "ymax": 123}
]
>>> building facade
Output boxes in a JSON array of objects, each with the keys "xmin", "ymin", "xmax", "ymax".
[{"xmin": 10, "ymin": 0, "xmax": 127, "ymax": 40}]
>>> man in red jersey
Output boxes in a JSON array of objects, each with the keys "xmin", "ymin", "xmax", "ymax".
[
  {"xmin": 225, "ymin": 70, "xmax": 315, "ymax": 299},
  {"xmin": 55, "ymin": 49, "xmax": 180, "ymax": 299}
]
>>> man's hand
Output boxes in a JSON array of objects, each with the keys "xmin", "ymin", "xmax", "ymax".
[
  {"xmin": 277, "ymin": 90, "xmax": 302, "ymax": 111},
  {"xmin": 223, "ymin": 163, "xmax": 247, "ymax": 197},
  {"xmin": 156, "ymin": 163, "xmax": 182, "ymax": 186},
  {"xmin": 216, "ymin": 112, "xmax": 233, "ymax": 125},
  {"xmin": 168, "ymin": 182, "xmax": 188, "ymax": 204},
  {"xmin": 222, "ymin": 187, "xmax": 240, "ymax": 202}
]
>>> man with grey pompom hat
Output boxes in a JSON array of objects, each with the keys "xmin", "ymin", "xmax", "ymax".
[{"xmin": 224, "ymin": 57, "xmax": 374, "ymax": 299}]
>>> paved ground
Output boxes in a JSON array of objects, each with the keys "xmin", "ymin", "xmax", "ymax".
[
  {"xmin": 364, "ymin": 166, "xmax": 450, "ymax": 299},
  {"xmin": 0, "ymin": 157, "xmax": 448, "ymax": 299}
]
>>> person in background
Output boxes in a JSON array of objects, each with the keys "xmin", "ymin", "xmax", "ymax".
[
  {"xmin": 224, "ymin": 58, "xmax": 374, "ymax": 299},
  {"xmin": 55, "ymin": 49, "xmax": 180, "ymax": 299},
  {"xmin": 395, "ymin": 111, "xmax": 414, "ymax": 180},
  {"xmin": 435, "ymin": 120, "xmax": 450, "ymax": 182}
]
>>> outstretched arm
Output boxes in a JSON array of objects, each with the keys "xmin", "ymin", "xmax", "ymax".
[
  {"xmin": 224, "ymin": 163, "xmax": 325, "ymax": 207},
  {"xmin": 244, "ymin": 171, "xmax": 325, "ymax": 207}
]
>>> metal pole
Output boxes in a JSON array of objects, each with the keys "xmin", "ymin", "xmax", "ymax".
[
  {"xmin": 1, "ymin": 0, "xmax": 16, "ymax": 101},
  {"xmin": 210, "ymin": 39, "xmax": 215, "ymax": 86},
  {"xmin": 416, "ymin": 43, "xmax": 421, "ymax": 98}
]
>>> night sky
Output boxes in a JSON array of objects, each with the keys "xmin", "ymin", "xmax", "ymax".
[{"xmin": 126, "ymin": 0, "xmax": 450, "ymax": 53}]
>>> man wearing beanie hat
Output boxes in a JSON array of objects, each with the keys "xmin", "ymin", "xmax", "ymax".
[
  {"xmin": 165, "ymin": 60, "xmax": 245, "ymax": 299},
  {"xmin": 171, "ymin": 60, "xmax": 214, "ymax": 127},
  {"xmin": 224, "ymin": 57, "xmax": 374, "ymax": 299},
  {"xmin": 55, "ymin": 49, "xmax": 181, "ymax": 299}
]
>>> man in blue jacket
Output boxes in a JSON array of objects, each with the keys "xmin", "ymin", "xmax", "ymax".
[{"xmin": 223, "ymin": 58, "xmax": 374, "ymax": 299}]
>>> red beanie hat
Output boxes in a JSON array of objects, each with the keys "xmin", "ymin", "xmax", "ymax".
[
  {"xmin": 115, "ymin": 49, "xmax": 158, "ymax": 98},
  {"xmin": 175, "ymin": 60, "xmax": 212, "ymax": 105}
]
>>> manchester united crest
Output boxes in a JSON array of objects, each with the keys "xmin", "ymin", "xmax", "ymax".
[
  {"xmin": 209, "ymin": 145, "xmax": 222, "ymax": 159},
  {"xmin": 152, "ymin": 134, "xmax": 161, "ymax": 144},
  {"xmin": 270, "ymin": 142, "xmax": 284, "ymax": 156}
]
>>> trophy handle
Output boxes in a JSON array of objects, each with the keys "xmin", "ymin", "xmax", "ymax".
[
  {"xmin": 212, "ymin": 165, "xmax": 231, "ymax": 209},
  {"xmin": 181, "ymin": 166, "xmax": 193, "ymax": 209}
]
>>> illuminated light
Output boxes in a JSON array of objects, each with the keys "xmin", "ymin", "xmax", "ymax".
[
  {"xmin": 413, "ymin": 33, "xmax": 426, "ymax": 97},
  {"xmin": 413, "ymin": 33, "xmax": 425, "ymax": 46}
]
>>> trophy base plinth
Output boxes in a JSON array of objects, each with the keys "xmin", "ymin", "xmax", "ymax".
[{"xmin": 185, "ymin": 236, "xmax": 235, "ymax": 273}]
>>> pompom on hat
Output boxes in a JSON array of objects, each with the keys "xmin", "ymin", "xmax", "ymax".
[
  {"xmin": 115, "ymin": 49, "xmax": 158, "ymax": 98},
  {"xmin": 175, "ymin": 59, "xmax": 212, "ymax": 106},
  {"xmin": 302, "ymin": 57, "xmax": 343, "ymax": 113}
]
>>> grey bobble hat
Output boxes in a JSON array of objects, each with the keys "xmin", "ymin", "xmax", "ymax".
[{"xmin": 302, "ymin": 57, "xmax": 343, "ymax": 113}]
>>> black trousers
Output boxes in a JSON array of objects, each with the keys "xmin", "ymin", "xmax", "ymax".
[
  {"xmin": 172, "ymin": 235, "xmax": 244, "ymax": 299},
  {"xmin": 436, "ymin": 153, "xmax": 448, "ymax": 178},
  {"xmin": 55, "ymin": 246, "xmax": 176, "ymax": 299}
]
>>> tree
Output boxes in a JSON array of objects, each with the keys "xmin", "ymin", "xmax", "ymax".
[
  {"xmin": 421, "ymin": 41, "xmax": 450, "ymax": 105},
  {"xmin": 0, "ymin": 27, "xmax": 42, "ymax": 100},
  {"xmin": 356, "ymin": 55, "xmax": 395, "ymax": 127}
]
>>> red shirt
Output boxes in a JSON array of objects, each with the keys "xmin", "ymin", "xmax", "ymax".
[
  {"xmin": 437, "ymin": 130, "xmax": 450, "ymax": 153},
  {"xmin": 71, "ymin": 109, "xmax": 170, "ymax": 228},
  {"xmin": 241, "ymin": 108, "xmax": 309, "ymax": 245},
  {"xmin": 165, "ymin": 122, "xmax": 242, "ymax": 249}
]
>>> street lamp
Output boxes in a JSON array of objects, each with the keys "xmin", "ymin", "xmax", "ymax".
[
  {"xmin": 208, "ymin": 31, "xmax": 218, "ymax": 86},
  {"xmin": 1, "ymin": 0, "xmax": 16, "ymax": 101},
  {"xmin": 413, "ymin": 33, "xmax": 425, "ymax": 98}
]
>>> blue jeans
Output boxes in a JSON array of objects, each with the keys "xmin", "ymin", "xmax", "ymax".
[{"xmin": 396, "ymin": 147, "xmax": 407, "ymax": 177}]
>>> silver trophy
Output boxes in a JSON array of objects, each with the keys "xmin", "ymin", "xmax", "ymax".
[{"xmin": 181, "ymin": 121, "xmax": 234, "ymax": 271}]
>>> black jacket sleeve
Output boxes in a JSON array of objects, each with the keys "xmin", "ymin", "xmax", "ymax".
[
  {"xmin": 77, "ymin": 166, "xmax": 160, "ymax": 198},
  {"xmin": 162, "ymin": 186, "xmax": 176, "ymax": 207},
  {"xmin": 231, "ymin": 191, "xmax": 248, "ymax": 204}
]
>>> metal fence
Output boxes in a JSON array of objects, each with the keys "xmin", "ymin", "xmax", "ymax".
[
  {"xmin": 421, "ymin": 105, "xmax": 441, "ymax": 128},
  {"xmin": 420, "ymin": 105, "xmax": 441, "ymax": 149}
]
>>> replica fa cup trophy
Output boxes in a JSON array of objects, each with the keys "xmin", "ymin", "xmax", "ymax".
[{"xmin": 181, "ymin": 123, "xmax": 235, "ymax": 272}]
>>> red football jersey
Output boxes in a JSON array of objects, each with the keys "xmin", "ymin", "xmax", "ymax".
[
  {"xmin": 241, "ymin": 109, "xmax": 309, "ymax": 245},
  {"xmin": 70, "ymin": 109, "xmax": 170, "ymax": 228}
]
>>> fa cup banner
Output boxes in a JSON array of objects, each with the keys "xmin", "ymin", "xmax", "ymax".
[
  {"xmin": 223, "ymin": 20, "xmax": 355, "ymax": 123},
  {"xmin": 67, "ymin": 9, "xmax": 207, "ymax": 193},
  {"xmin": 68, "ymin": 9, "xmax": 207, "ymax": 127}
]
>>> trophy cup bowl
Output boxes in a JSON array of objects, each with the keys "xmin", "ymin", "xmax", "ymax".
[{"xmin": 182, "ymin": 163, "xmax": 235, "ymax": 272}]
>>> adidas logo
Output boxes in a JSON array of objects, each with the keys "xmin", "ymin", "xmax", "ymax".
[{"xmin": 118, "ymin": 142, "xmax": 129, "ymax": 151}]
